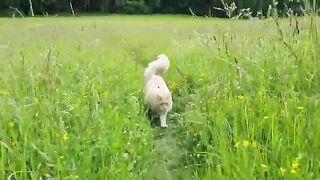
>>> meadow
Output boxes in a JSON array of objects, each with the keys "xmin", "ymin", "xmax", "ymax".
[{"xmin": 0, "ymin": 15, "xmax": 319, "ymax": 179}]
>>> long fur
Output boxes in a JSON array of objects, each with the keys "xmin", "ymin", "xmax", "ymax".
[{"xmin": 144, "ymin": 54, "xmax": 172, "ymax": 128}]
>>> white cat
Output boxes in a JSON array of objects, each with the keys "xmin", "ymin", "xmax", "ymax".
[{"xmin": 144, "ymin": 54, "xmax": 173, "ymax": 128}]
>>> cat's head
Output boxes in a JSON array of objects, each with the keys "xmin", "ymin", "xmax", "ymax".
[{"xmin": 157, "ymin": 94, "xmax": 172, "ymax": 112}]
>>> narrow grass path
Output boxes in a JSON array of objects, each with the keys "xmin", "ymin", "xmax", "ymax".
[{"xmin": 142, "ymin": 112, "xmax": 194, "ymax": 180}]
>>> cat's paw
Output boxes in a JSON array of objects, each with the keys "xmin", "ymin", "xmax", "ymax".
[{"xmin": 161, "ymin": 124, "xmax": 168, "ymax": 128}]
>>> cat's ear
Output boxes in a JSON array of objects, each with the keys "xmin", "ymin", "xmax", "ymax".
[{"xmin": 157, "ymin": 94, "xmax": 162, "ymax": 100}]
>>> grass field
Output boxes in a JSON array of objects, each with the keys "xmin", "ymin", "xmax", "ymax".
[{"xmin": 0, "ymin": 15, "xmax": 319, "ymax": 179}]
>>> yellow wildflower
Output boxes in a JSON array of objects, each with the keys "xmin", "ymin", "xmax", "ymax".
[
  {"xmin": 279, "ymin": 167, "xmax": 286, "ymax": 175},
  {"xmin": 63, "ymin": 131, "xmax": 69, "ymax": 142},
  {"xmin": 242, "ymin": 140, "xmax": 250, "ymax": 147},
  {"xmin": 235, "ymin": 140, "xmax": 258, "ymax": 148},
  {"xmin": 0, "ymin": 91, "xmax": 9, "ymax": 96},
  {"xmin": 261, "ymin": 164, "xmax": 268, "ymax": 172},
  {"xmin": 101, "ymin": 91, "xmax": 108, "ymax": 98},
  {"xmin": 199, "ymin": 74, "xmax": 205, "ymax": 82},
  {"xmin": 251, "ymin": 141, "xmax": 257, "ymax": 148},
  {"xmin": 292, "ymin": 160, "xmax": 299, "ymax": 169},
  {"xmin": 234, "ymin": 140, "xmax": 258, "ymax": 148},
  {"xmin": 290, "ymin": 168, "xmax": 297, "ymax": 174},
  {"xmin": 297, "ymin": 106, "xmax": 304, "ymax": 110},
  {"xmin": 169, "ymin": 80, "xmax": 178, "ymax": 91},
  {"xmin": 290, "ymin": 160, "xmax": 300, "ymax": 174},
  {"xmin": 238, "ymin": 95, "xmax": 245, "ymax": 101},
  {"xmin": 8, "ymin": 121, "xmax": 14, "ymax": 128}
]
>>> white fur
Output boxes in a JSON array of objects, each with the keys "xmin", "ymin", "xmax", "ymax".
[{"xmin": 144, "ymin": 54, "xmax": 172, "ymax": 128}]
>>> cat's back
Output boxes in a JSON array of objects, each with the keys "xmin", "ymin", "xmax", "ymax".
[{"xmin": 146, "ymin": 75, "xmax": 169, "ymax": 90}]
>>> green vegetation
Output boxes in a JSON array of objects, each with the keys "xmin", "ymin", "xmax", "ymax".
[{"xmin": 0, "ymin": 15, "xmax": 319, "ymax": 179}]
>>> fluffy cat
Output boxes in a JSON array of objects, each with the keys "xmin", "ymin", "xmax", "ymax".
[{"xmin": 144, "ymin": 54, "xmax": 173, "ymax": 128}]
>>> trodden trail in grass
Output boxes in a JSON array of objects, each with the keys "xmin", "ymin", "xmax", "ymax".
[{"xmin": 145, "ymin": 125, "xmax": 185, "ymax": 179}]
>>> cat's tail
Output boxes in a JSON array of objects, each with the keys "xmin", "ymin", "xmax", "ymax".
[{"xmin": 144, "ymin": 54, "xmax": 170, "ymax": 82}]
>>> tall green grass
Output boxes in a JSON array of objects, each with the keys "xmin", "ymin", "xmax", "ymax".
[{"xmin": 0, "ymin": 15, "xmax": 319, "ymax": 179}]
